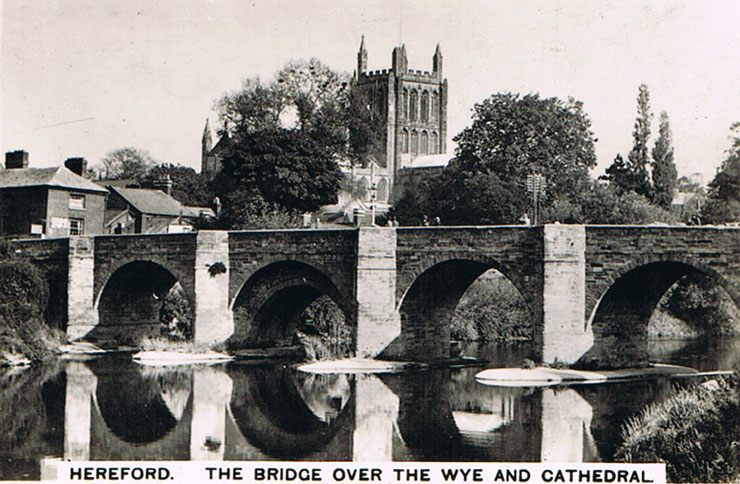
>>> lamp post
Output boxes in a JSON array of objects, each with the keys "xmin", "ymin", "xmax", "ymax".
[
  {"xmin": 369, "ymin": 182, "xmax": 377, "ymax": 226},
  {"xmin": 526, "ymin": 173, "xmax": 546, "ymax": 225}
]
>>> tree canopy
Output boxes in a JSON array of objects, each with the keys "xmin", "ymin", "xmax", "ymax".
[
  {"xmin": 426, "ymin": 93, "xmax": 597, "ymax": 224},
  {"xmin": 651, "ymin": 111, "xmax": 678, "ymax": 208},
  {"xmin": 97, "ymin": 147, "xmax": 155, "ymax": 180},
  {"xmin": 702, "ymin": 123, "xmax": 740, "ymax": 224}
]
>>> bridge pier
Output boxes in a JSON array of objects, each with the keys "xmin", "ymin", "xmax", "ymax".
[
  {"xmin": 194, "ymin": 231, "xmax": 233, "ymax": 344},
  {"xmin": 539, "ymin": 225, "xmax": 592, "ymax": 365},
  {"xmin": 355, "ymin": 228, "xmax": 400, "ymax": 358},
  {"xmin": 67, "ymin": 237, "xmax": 98, "ymax": 340},
  {"xmin": 64, "ymin": 362, "xmax": 97, "ymax": 460}
]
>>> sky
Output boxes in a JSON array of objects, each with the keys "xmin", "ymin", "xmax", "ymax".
[{"xmin": 3, "ymin": 0, "xmax": 740, "ymax": 184}]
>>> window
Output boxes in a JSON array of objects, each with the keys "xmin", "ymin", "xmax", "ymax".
[
  {"xmin": 401, "ymin": 129, "xmax": 409, "ymax": 153},
  {"xmin": 69, "ymin": 193, "xmax": 85, "ymax": 210},
  {"xmin": 409, "ymin": 90, "xmax": 418, "ymax": 121},
  {"xmin": 421, "ymin": 131, "xmax": 429, "ymax": 154},
  {"xmin": 400, "ymin": 89, "xmax": 407, "ymax": 118},
  {"xmin": 421, "ymin": 91, "xmax": 429, "ymax": 121},
  {"xmin": 70, "ymin": 218, "xmax": 84, "ymax": 236},
  {"xmin": 432, "ymin": 91, "xmax": 439, "ymax": 119},
  {"xmin": 430, "ymin": 132, "xmax": 439, "ymax": 154},
  {"xmin": 411, "ymin": 131, "xmax": 418, "ymax": 154}
]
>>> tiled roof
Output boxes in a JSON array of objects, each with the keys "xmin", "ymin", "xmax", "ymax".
[
  {"xmin": 109, "ymin": 186, "xmax": 184, "ymax": 216},
  {"xmin": 0, "ymin": 167, "xmax": 108, "ymax": 193}
]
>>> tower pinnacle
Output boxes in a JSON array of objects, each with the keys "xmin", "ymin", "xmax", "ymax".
[
  {"xmin": 357, "ymin": 35, "xmax": 368, "ymax": 77},
  {"xmin": 433, "ymin": 43, "xmax": 443, "ymax": 77}
]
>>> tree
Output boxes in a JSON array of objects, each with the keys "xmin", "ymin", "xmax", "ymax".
[
  {"xmin": 98, "ymin": 147, "xmax": 155, "ymax": 180},
  {"xmin": 651, "ymin": 111, "xmax": 678, "ymax": 208},
  {"xmin": 215, "ymin": 128, "xmax": 343, "ymax": 215},
  {"xmin": 702, "ymin": 123, "xmax": 740, "ymax": 224},
  {"xmin": 432, "ymin": 93, "xmax": 596, "ymax": 225},
  {"xmin": 603, "ymin": 84, "xmax": 653, "ymax": 197},
  {"xmin": 139, "ymin": 164, "xmax": 212, "ymax": 207}
]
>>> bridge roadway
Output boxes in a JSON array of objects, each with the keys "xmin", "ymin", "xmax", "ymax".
[{"xmin": 13, "ymin": 224, "xmax": 740, "ymax": 368}]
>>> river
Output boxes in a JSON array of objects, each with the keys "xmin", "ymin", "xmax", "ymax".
[{"xmin": 0, "ymin": 336, "xmax": 738, "ymax": 480}]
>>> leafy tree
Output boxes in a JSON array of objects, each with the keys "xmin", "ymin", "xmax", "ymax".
[
  {"xmin": 97, "ymin": 147, "xmax": 155, "ymax": 180},
  {"xmin": 651, "ymin": 111, "xmax": 678, "ymax": 208},
  {"xmin": 139, "ymin": 164, "xmax": 212, "ymax": 207},
  {"xmin": 603, "ymin": 84, "xmax": 653, "ymax": 197},
  {"xmin": 215, "ymin": 128, "xmax": 343, "ymax": 215},
  {"xmin": 430, "ymin": 93, "xmax": 596, "ymax": 225},
  {"xmin": 702, "ymin": 123, "xmax": 740, "ymax": 224},
  {"xmin": 215, "ymin": 186, "xmax": 300, "ymax": 230}
]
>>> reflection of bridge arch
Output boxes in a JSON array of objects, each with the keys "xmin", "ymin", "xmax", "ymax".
[
  {"xmin": 225, "ymin": 366, "xmax": 354, "ymax": 460},
  {"xmin": 397, "ymin": 256, "xmax": 533, "ymax": 361},
  {"xmin": 94, "ymin": 260, "xmax": 191, "ymax": 341},
  {"xmin": 230, "ymin": 261, "xmax": 352, "ymax": 349},
  {"xmin": 87, "ymin": 362, "xmax": 193, "ymax": 459},
  {"xmin": 582, "ymin": 256, "xmax": 739, "ymax": 368}
]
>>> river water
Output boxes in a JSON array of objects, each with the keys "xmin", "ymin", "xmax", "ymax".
[{"xmin": 1, "ymin": 337, "xmax": 738, "ymax": 480}]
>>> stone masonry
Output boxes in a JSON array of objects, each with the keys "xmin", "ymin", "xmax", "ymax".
[{"xmin": 14, "ymin": 225, "xmax": 740, "ymax": 368}]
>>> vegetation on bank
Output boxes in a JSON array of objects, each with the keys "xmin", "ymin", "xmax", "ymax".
[
  {"xmin": 616, "ymin": 372, "xmax": 740, "ymax": 483},
  {"xmin": 0, "ymin": 247, "xmax": 63, "ymax": 366}
]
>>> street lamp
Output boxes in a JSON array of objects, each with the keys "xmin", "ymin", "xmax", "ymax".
[
  {"xmin": 369, "ymin": 181, "xmax": 378, "ymax": 226},
  {"xmin": 526, "ymin": 173, "xmax": 546, "ymax": 225}
]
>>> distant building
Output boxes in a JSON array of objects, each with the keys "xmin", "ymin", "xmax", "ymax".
[
  {"xmin": 0, "ymin": 151, "xmax": 107, "ymax": 238},
  {"xmin": 200, "ymin": 37, "xmax": 450, "ymax": 223},
  {"xmin": 104, "ymin": 185, "xmax": 214, "ymax": 234}
]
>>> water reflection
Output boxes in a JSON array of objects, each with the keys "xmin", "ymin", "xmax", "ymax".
[{"xmin": 0, "ymin": 336, "xmax": 737, "ymax": 480}]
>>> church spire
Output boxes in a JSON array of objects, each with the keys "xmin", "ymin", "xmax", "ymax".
[
  {"xmin": 433, "ymin": 42, "xmax": 443, "ymax": 78},
  {"xmin": 202, "ymin": 119, "xmax": 213, "ymax": 158},
  {"xmin": 357, "ymin": 35, "xmax": 368, "ymax": 78}
]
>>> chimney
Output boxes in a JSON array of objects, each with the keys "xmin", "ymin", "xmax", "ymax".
[
  {"xmin": 5, "ymin": 150, "xmax": 29, "ymax": 169},
  {"xmin": 154, "ymin": 175, "xmax": 173, "ymax": 196},
  {"xmin": 64, "ymin": 157, "xmax": 87, "ymax": 176}
]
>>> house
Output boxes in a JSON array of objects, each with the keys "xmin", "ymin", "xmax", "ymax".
[
  {"xmin": 104, "ymin": 183, "xmax": 214, "ymax": 234},
  {"xmin": 0, "ymin": 151, "xmax": 107, "ymax": 238}
]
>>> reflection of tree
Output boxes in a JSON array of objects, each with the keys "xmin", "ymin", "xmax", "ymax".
[
  {"xmin": 0, "ymin": 363, "xmax": 64, "ymax": 480},
  {"xmin": 293, "ymin": 373, "xmax": 351, "ymax": 423}
]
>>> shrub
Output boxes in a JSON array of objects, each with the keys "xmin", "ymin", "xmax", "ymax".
[
  {"xmin": 158, "ymin": 285, "xmax": 193, "ymax": 341},
  {"xmin": 616, "ymin": 373, "xmax": 740, "ymax": 483},
  {"xmin": 0, "ymin": 258, "xmax": 61, "ymax": 364}
]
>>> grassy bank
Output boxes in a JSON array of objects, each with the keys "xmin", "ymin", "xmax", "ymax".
[{"xmin": 616, "ymin": 372, "xmax": 740, "ymax": 483}]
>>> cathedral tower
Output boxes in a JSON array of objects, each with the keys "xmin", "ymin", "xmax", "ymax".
[{"xmin": 353, "ymin": 37, "xmax": 448, "ymax": 200}]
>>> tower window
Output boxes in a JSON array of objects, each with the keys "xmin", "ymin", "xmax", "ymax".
[
  {"xmin": 430, "ymin": 132, "xmax": 439, "ymax": 154},
  {"xmin": 400, "ymin": 89, "xmax": 407, "ymax": 119},
  {"xmin": 409, "ymin": 90, "xmax": 418, "ymax": 122},
  {"xmin": 421, "ymin": 131, "xmax": 429, "ymax": 154},
  {"xmin": 432, "ymin": 91, "xmax": 439, "ymax": 120},
  {"xmin": 421, "ymin": 91, "xmax": 429, "ymax": 122},
  {"xmin": 411, "ymin": 131, "xmax": 418, "ymax": 154},
  {"xmin": 401, "ymin": 129, "xmax": 409, "ymax": 153}
]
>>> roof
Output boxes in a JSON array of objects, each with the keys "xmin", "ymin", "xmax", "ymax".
[
  {"xmin": 409, "ymin": 154, "xmax": 451, "ymax": 168},
  {"xmin": 109, "ymin": 186, "xmax": 185, "ymax": 216},
  {"xmin": 0, "ymin": 166, "xmax": 108, "ymax": 193}
]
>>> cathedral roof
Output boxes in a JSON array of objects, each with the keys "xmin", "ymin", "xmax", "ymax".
[{"xmin": 409, "ymin": 154, "xmax": 451, "ymax": 168}]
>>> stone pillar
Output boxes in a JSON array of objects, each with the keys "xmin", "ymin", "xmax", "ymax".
[
  {"xmin": 352, "ymin": 375, "xmax": 398, "ymax": 461},
  {"xmin": 64, "ymin": 362, "xmax": 97, "ymax": 460},
  {"xmin": 190, "ymin": 368, "xmax": 232, "ymax": 460},
  {"xmin": 355, "ymin": 227, "xmax": 400, "ymax": 358},
  {"xmin": 539, "ymin": 225, "xmax": 592, "ymax": 364},
  {"xmin": 194, "ymin": 231, "xmax": 233, "ymax": 344},
  {"xmin": 67, "ymin": 236, "xmax": 98, "ymax": 340},
  {"xmin": 539, "ymin": 388, "xmax": 593, "ymax": 462}
]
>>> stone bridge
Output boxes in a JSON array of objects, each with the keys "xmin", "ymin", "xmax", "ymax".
[{"xmin": 12, "ymin": 225, "xmax": 740, "ymax": 367}]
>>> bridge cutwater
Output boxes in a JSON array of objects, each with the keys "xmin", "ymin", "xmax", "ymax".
[{"xmin": 13, "ymin": 225, "xmax": 740, "ymax": 368}]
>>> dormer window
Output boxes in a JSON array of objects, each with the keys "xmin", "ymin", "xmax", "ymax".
[{"xmin": 69, "ymin": 193, "xmax": 85, "ymax": 210}]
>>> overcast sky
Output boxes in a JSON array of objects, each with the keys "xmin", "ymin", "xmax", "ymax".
[{"xmin": 3, "ymin": 0, "xmax": 740, "ymax": 183}]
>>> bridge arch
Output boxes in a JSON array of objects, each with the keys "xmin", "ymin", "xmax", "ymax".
[
  {"xmin": 582, "ymin": 255, "xmax": 740, "ymax": 368},
  {"xmin": 225, "ymin": 366, "xmax": 354, "ymax": 459},
  {"xmin": 94, "ymin": 260, "xmax": 193, "ymax": 342},
  {"xmin": 230, "ymin": 260, "xmax": 353, "ymax": 350},
  {"xmin": 397, "ymin": 255, "xmax": 534, "ymax": 361}
]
